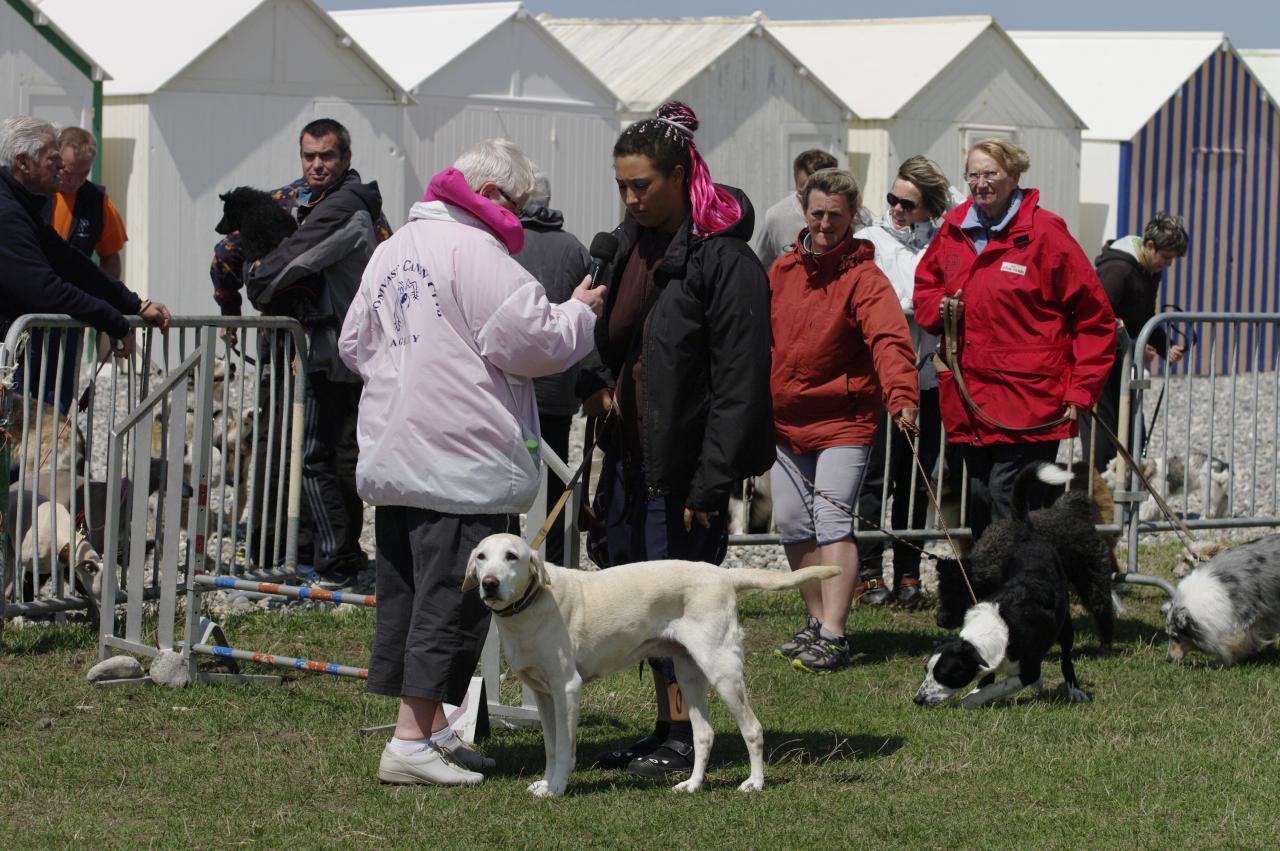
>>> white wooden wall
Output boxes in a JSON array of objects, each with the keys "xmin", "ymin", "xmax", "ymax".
[
  {"xmin": 670, "ymin": 32, "xmax": 847, "ymax": 229},
  {"xmin": 850, "ymin": 28, "xmax": 1084, "ymax": 234},
  {"xmin": 1078, "ymin": 140, "xmax": 1122, "ymax": 254},
  {"xmin": 1, "ymin": 2, "xmax": 93, "ymax": 129}
]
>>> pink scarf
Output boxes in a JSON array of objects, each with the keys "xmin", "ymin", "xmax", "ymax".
[{"xmin": 422, "ymin": 167, "xmax": 524, "ymax": 255}]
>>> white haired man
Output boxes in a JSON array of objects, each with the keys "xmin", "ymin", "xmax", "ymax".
[
  {"xmin": 340, "ymin": 139, "xmax": 605, "ymax": 786},
  {"xmin": 0, "ymin": 116, "xmax": 169, "ymax": 375}
]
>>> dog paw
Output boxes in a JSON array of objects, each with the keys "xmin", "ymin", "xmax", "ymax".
[
  {"xmin": 528, "ymin": 779, "xmax": 561, "ymax": 798},
  {"xmin": 671, "ymin": 779, "xmax": 702, "ymax": 793},
  {"xmin": 737, "ymin": 777, "xmax": 764, "ymax": 792},
  {"xmin": 1065, "ymin": 686, "xmax": 1092, "ymax": 704}
]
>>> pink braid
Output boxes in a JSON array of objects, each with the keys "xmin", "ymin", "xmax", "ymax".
[{"xmin": 655, "ymin": 101, "xmax": 742, "ymax": 236}]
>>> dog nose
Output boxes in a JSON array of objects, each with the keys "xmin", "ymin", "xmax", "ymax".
[
  {"xmin": 481, "ymin": 577, "xmax": 499, "ymax": 595},
  {"xmin": 913, "ymin": 693, "xmax": 926, "ymax": 706}
]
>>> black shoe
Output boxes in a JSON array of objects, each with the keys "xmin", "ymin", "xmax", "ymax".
[
  {"xmin": 626, "ymin": 738, "xmax": 694, "ymax": 776},
  {"xmin": 892, "ymin": 578, "xmax": 927, "ymax": 610},
  {"xmin": 856, "ymin": 577, "xmax": 891, "ymax": 606},
  {"xmin": 592, "ymin": 730, "xmax": 666, "ymax": 769}
]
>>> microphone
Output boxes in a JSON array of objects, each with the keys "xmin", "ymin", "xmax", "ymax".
[{"xmin": 588, "ymin": 232, "xmax": 618, "ymax": 289}]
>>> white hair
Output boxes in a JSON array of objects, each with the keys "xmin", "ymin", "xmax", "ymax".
[
  {"xmin": 528, "ymin": 167, "xmax": 551, "ymax": 206},
  {"xmin": 1, "ymin": 116, "xmax": 58, "ymax": 169},
  {"xmin": 453, "ymin": 139, "xmax": 535, "ymax": 199}
]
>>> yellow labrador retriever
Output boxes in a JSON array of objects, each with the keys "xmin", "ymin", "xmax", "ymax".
[{"xmin": 463, "ymin": 533, "xmax": 838, "ymax": 797}]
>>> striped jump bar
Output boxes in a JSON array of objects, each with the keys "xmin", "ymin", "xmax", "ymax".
[
  {"xmin": 194, "ymin": 574, "xmax": 376, "ymax": 607},
  {"xmin": 191, "ymin": 643, "xmax": 368, "ymax": 679}
]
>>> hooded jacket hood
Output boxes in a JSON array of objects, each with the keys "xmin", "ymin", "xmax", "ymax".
[
  {"xmin": 519, "ymin": 203, "xmax": 565, "ymax": 232},
  {"xmin": 423, "ymin": 167, "xmax": 524, "ymax": 254},
  {"xmin": 1095, "ymin": 235, "xmax": 1152, "ymax": 277}
]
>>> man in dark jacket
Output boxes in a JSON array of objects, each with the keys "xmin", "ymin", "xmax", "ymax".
[
  {"xmin": 1, "ymin": 116, "xmax": 169, "ymax": 382},
  {"xmin": 243, "ymin": 118, "xmax": 385, "ymax": 589},
  {"xmin": 1080, "ymin": 213, "xmax": 1188, "ymax": 471},
  {"xmin": 514, "ymin": 169, "xmax": 591, "ymax": 566}
]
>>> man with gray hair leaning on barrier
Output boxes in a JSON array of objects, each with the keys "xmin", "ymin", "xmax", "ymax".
[
  {"xmin": 1080, "ymin": 212, "xmax": 1189, "ymax": 471},
  {"xmin": 0, "ymin": 115, "xmax": 169, "ymax": 363},
  {"xmin": 340, "ymin": 139, "xmax": 605, "ymax": 786}
]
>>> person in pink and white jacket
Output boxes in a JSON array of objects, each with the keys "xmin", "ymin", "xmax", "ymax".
[{"xmin": 339, "ymin": 139, "xmax": 605, "ymax": 787}]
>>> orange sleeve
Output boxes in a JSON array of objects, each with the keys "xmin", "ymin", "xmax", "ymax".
[
  {"xmin": 97, "ymin": 193, "xmax": 128, "ymax": 256},
  {"xmin": 51, "ymin": 192, "xmax": 75, "ymax": 239}
]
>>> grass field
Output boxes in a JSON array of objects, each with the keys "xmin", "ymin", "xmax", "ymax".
[{"xmin": 3, "ymin": 539, "xmax": 1280, "ymax": 849}]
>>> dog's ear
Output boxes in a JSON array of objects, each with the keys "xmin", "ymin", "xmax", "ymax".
[
  {"xmin": 462, "ymin": 551, "xmax": 481, "ymax": 593},
  {"xmin": 531, "ymin": 548, "xmax": 551, "ymax": 587},
  {"xmin": 219, "ymin": 191, "xmax": 230, "ymax": 202}
]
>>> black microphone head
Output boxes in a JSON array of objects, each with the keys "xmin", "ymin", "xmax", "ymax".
[{"xmin": 589, "ymin": 232, "xmax": 619, "ymax": 262}]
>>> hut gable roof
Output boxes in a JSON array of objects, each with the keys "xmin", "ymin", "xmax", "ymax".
[
  {"xmin": 1240, "ymin": 49, "xmax": 1280, "ymax": 104},
  {"xmin": 542, "ymin": 14, "xmax": 851, "ymax": 116},
  {"xmin": 36, "ymin": 0, "xmax": 402, "ymax": 97},
  {"xmin": 1010, "ymin": 31, "xmax": 1228, "ymax": 141},
  {"xmin": 16, "ymin": 0, "xmax": 110, "ymax": 80}
]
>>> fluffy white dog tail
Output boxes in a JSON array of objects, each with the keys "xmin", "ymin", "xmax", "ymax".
[{"xmin": 728, "ymin": 565, "xmax": 841, "ymax": 593}]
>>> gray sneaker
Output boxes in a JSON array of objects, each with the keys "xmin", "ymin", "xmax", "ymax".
[
  {"xmin": 775, "ymin": 616, "xmax": 821, "ymax": 660},
  {"xmin": 792, "ymin": 635, "xmax": 852, "ymax": 674},
  {"xmin": 378, "ymin": 744, "xmax": 485, "ymax": 786}
]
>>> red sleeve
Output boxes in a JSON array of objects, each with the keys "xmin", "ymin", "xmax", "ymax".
[
  {"xmin": 912, "ymin": 236, "xmax": 947, "ymax": 335},
  {"xmin": 1050, "ymin": 224, "xmax": 1117, "ymax": 409}
]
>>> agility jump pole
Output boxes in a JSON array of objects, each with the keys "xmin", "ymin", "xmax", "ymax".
[
  {"xmin": 191, "ymin": 643, "xmax": 368, "ymax": 679},
  {"xmin": 192, "ymin": 574, "xmax": 376, "ymax": 607}
]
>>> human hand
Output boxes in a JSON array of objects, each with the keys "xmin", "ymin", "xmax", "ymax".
[
  {"xmin": 895, "ymin": 406, "xmax": 919, "ymax": 436},
  {"xmin": 219, "ymin": 326, "xmax": 239, "ymax": 347},
  {"xmin": 1167, "ymin": 344, "xmax": 1185, "ymax": 364},
  {"xmin": 683, "ymin": 507, "xmax": 718, "ymax": 532},
  {"xmin": 1065, "ymin": 405, "xmax": 1086, "ymax": 422},
  {"xmin": 140, "ymin": 300, "xmax": 171, "ymax": 330},
  {"xmin": 571, "ymin": 275, "xmax": 606, "ymax": 317},
  {"xmin": 109, "ymin": 335, "xmax": 134, "ymax": 359},
  {"xmin": 583, "ymin": 388, "xmax": 614, "ymax": 417}
]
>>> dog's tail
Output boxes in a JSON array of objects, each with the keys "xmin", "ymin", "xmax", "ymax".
[
  {"xmin": 728, "ymin": 564, "xmax": 840, "ymax": 593},
  {"xmin": 1011, "ymin": 462, "xmax": 1074, "ymax": 522}
]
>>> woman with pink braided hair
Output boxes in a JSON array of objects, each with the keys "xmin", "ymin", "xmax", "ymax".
[{"xmin": 577, "ymin": 101, "xmax": 775, "ymax": 779}]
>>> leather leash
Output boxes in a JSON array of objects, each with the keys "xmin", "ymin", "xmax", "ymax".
[
  {"xmin": 940, "ymin": 294, "xmax": 1069, "ymax": 434},
  {"xmin": 529, "ymin": 407, "xmax": 614, "ymax": 553}
]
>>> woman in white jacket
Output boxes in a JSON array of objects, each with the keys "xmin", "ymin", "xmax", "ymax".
[
  {"xmin": 339, "ymin": 139, "xmax": 604, "ymax": 786},
  {"xmin": 852, "ymin": 156, "xmax": 955, "ymax": 609}
]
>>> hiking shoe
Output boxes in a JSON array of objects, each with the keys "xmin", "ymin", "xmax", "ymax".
[
  {"xmin": 626, "ymin": 739, "xmax": 694, "ymax": 776},
  {"xmin": 775, "ymin": 616, "xmax": 821, "ymax": 660},
  {"xmin": 592, "ymin": 730, "xmax": 667, "ymax": 769},
  {"xmin": 378, "ymin": 744, "xmax": 485, "ymax": 786},
  {"xmin": 856, "ymin": 577, "xmax": 891, "ymax": 606},
  {"xmin": 792, "ymin": 636, "xmax": 851, "ymax": 674},
  {"xmin": 305, "ymin": 571, "xmax": 356, "ymax": 593},
  {"xmin": 892, "ymin": 578, "xmax": 927, "ymax": 611}
]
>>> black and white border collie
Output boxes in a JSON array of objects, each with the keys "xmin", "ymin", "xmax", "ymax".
[
  {"xmin": 1166, "ymin": 533, "xmax": 1280, "ymax": 665},
  {"xmin": 914, "ymin": 462, "xmax": 1091, "ymax": 708}
]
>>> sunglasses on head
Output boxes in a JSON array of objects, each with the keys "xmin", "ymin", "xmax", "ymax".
[{"xmin": 886, "ymin": 193, "xmax": 918, "ymax": 212}]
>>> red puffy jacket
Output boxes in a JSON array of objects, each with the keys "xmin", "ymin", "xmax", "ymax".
[
  {"xmin": 913, "ymin": 189, "xmax": 1116, "ymax": 446},
  {"xmin": 770, "ymin": 232, "xmax": 919, "ymax": 452}
]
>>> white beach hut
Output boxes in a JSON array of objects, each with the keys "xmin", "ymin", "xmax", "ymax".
[
  {"xmin": 1, "ymin": 0, "xmax": 107, "ymax": 143},
  {"xmin": 768, "ymin": 16, "xmax": 1085, "ymax": 231},
  {"xmin": 542, "ymin": 14, "xmax": 851, "ymax": 228},
  {"xmin": 39, "ymin": 0, "xmax": 408, "ymax": 314},
  {"xmin": 332, "ymin": 2, "xmax": 623, "ymax": 243}
]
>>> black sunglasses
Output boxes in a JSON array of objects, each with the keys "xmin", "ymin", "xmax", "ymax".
[{"xmin": 886, "ymin": 192, "xmax": 918, "ymax": 212}]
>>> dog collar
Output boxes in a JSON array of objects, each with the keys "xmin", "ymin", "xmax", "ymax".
[{"xmin": 490, "ymin": 576, "xmax": 543, "ymax": 618}]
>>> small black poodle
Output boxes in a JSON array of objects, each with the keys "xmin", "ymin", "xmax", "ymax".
[
  {"xmin": 215, "ymin": 186, "xmax": 297, "ymax": 262},
  {"xmin": 935, "ymin": 463, "xmax": 1116, "ymax": 653}
]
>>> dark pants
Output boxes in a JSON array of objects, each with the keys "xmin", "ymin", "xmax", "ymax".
[
  {"xmin": 1079, "ymin": 358, "xmax": 1125, "ymax": 472},
  {"xmin": 302, "ymin": 374, "xmax": 365, "ymax": 577},
  {"xmin": 598, "ymin": 454, "xmax": 728, "ymax": 684},
  {"xmin": 956, "ymin": 440, "xmax": 1060, "ymax": 543},
  {"xmin": 857, "ymin": 388, "xmax": 941, "ymax": 583},
  {"xmin": 368, "ymin": 507, "xmax": 515, "ymax": 703},
  {"xmin": 538, "ymin": 411, "xmax": 573, "ymax": 566}
]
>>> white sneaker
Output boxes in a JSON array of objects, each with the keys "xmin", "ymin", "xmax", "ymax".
[{"xmin": 378, "ymin": 744, "xmax": 485, "ymax": 786}]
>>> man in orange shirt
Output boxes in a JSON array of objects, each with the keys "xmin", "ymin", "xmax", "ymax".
[{"xmin": 52, "ymin": 127, "xmax": 127, "ymax": 278}]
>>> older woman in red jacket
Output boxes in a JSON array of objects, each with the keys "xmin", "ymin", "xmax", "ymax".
[
  {"xmin": 913, "ymin": 138, "xmax": 1115, "ymax": 543},
  {"xmin": 769, "ymin": 168, "xmax": 919, "ymax": 674}
]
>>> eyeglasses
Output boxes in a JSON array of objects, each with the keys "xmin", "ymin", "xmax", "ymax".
[
  {"xmin": 964, "ymin": 170, "xmax": 1004, "ymax": 185},
  {"xmin": 495, "ymin": 186, "xmax": 521, "ymax": 211},
  {"xmin": 885, "ymin": 193, "xmax": 918, "ymax": 212}
]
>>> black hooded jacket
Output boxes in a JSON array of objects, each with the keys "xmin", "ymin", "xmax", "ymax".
[
  {"xmin": 1094, "ymin": 240, "xmax": 1168, "ymax": 355},
  {"xmin": 582, "ymin": 185, "xmax": 775, "ymax": 511}
]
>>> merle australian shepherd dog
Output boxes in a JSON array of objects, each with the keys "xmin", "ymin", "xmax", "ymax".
[
  {"xmin": 914, "ymin": 463, "xmax": 1092, "ymax": 708},
  {"xmin": 1166, "ymin": 533, "xmax": 1280, "ymax": 666},
  {"xmin": 934, "ymin": 462, "xmax": 1116, "ymax": 653},
  {"xmin": 215, "ymin": 186, "xmax": 297, "ymax": 262}
]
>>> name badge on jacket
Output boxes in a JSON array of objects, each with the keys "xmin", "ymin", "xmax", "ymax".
[{"xmin": 1000, "ymin": 261, "xmax": 1027, "ymax": 276}]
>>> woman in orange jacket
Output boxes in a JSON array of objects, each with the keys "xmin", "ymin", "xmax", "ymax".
[{"xmin": 768, "ymin": 168, "xmax": 919, "ymax": 673}]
